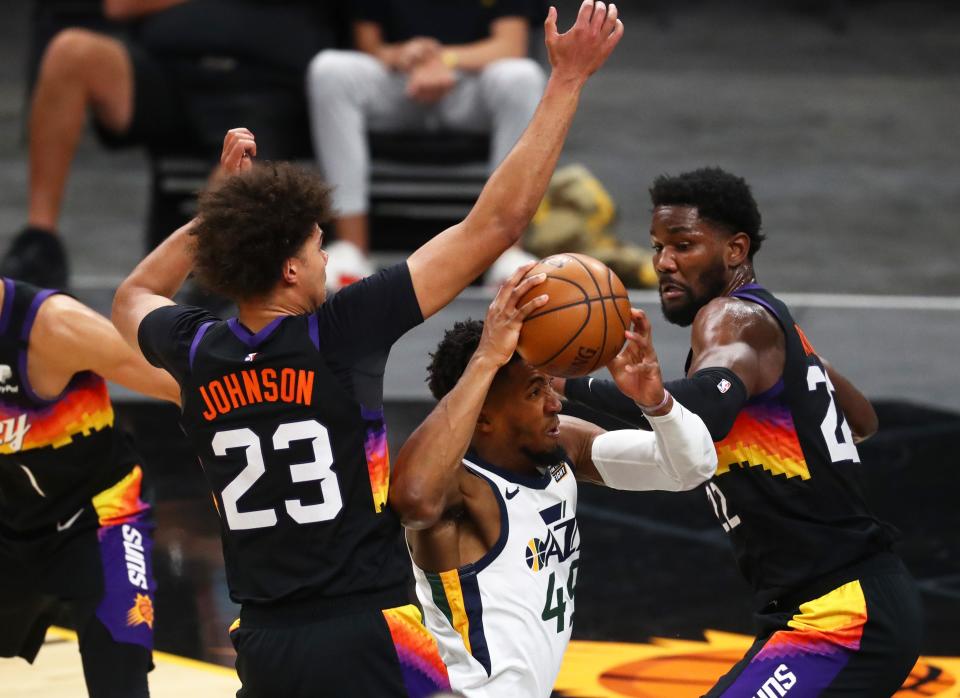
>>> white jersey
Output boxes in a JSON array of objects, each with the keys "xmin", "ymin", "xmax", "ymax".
[{"xmin": 412, "ymin": 452, "xmax": 580, "ymax": 698}]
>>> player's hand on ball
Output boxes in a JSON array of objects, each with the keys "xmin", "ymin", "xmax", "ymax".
[
  {"xmin": 478, "ymin": 263, "xmax": 548, "ymax": 367},
  {"xmin": 608, "ymin": 309, "xmax": 667, "ymax": 409},
  {"xmin": 214, "ymin": 127, "xmax": 257, "ymax": 182},
  {"xmin": 545, "ymin": 0, "xmax": 624, "ymax": 83}
]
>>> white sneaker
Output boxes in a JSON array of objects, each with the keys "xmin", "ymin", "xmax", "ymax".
[
  {"xmin": 484, "ymin": 246, "xmax": 538, "ymax": 288},
  {"xmin": 324, "ymin": 240, "xmax": 374, "ymax": 292}
]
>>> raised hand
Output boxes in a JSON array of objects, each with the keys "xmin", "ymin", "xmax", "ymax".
[
  {"xmin": 545, "ymin": 1, "xmax": 624, "ymax": 84},
  {"xmin": 214, "ymin": 127, "xmax": 257, "ymax": 182},
  {"xmin": 608, "ymin": 308, "xmax": 668, "ymax": 409},
  {"xmin": 477, "ymin": 263, "xmax": 548, "ymax": 367}
]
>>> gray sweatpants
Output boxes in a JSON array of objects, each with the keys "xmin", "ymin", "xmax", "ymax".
[{"xmin": 306, "ymin": 50, "xmax": 546, "ymax": 216}]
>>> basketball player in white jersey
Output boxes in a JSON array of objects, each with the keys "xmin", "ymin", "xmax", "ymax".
[{"xmin": 390, "ymin": 266, "xmax": 719, "ymax": 697}]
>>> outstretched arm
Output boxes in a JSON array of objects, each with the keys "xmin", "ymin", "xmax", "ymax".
[
  {"xmin": 390, "ymin": 266, "xmax": 547, "ymax": 529},
  {"xmin": 31, "ymin": 295, "xmax": 179, "ymax": 403},
  {"xmin": 562, "ymin": 309, "xmax": 716, "ymax": 490},
  {"xmin": 562, "ymin": 299, "xmax": 777, "ymax": 440},
  {"xmin": 113, "ymin": 128, "xmax": 255, "ymax": 351},
  {"xmin": 407, "ymin": 1, "xmax": 624, "ymax": 319}
]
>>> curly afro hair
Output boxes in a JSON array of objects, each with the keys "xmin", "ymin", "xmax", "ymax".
[
  {"xmin": 426, "ymin": 319, "xmax": 520, "ymax": 401},
  {"xmin": 650, "ymin": 167, "xmax": 765, "ymax": 257},
  {"xmin": 191, "ymin": 162, "xmax": 333, "ymax": 301}
]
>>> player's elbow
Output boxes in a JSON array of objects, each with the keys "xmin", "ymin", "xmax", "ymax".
[
  {"xmin": 468, "ymin": 213, "xmax": 525, "ymax": 252},
  {"xmin": 853, "ymin": 412, "xmax": 879, "ymax": 443},
  {"xmin": 677, "ymin": 449, "xmax": 718, "ymax": 491},
  {"xmin": 111, "ymin": 280, "xmax": 136, "ymax": 338},
  {"xmin": 388, "ymin": 482, "xmax": 443, "ymax": 530}
]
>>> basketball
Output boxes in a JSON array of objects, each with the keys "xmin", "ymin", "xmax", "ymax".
[{"xmin": 516, "ymin": 253, "xmax": 632, "ymax": 377}]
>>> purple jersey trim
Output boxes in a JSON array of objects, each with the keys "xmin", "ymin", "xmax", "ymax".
[
  {"xmin": 730, "ymin": 290, "xmax": 780, "ymax": 323},
  {"xmin": 360, "ymin": 404, "xmax": 384, "ymax": 421},
  {"xmin": 731, "ymin": 286, "xmax": 789, "ymax": 400},
  {"xmin": 0, "ymin": 278, "xmax": 15, "ymax": 335},
  {"xmin": 308, "ymin": 314, "xmax": 320, "ymax": 351},
  {"xmin": 227, "ymin": 316, "xmax": 285, "ymax": 349},
  {"xmin": 19, "ymin": 289, "xmax": 65, "ymax": 404},
  {"xmin": 750, "ymin": 377, "xmax": 785, "ymax": 403},
  {"xmin": 188, "ymin": 321, "xmax": 215, "ymax": 371}
]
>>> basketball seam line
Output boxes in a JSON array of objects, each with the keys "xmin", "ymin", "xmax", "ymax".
[
  {"xmin": 569, "ymin": 255, "xmax": 609, "ymax": 374},
  {"xmin": 525, "ymin": 294, "xmax": 630, "ymax": 322},
  {"xmin": 529, "ymin": 275, "xmax": 594, "ymax": 369},
  {"xmin": 608, "ymin": 267, "xmax": 630, "ymax": 333}
]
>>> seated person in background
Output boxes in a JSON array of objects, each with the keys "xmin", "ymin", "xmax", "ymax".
[
  {"xmin": 0, "ymin": 277, "xmax": 179, "ymax": 697},
  {"xmin": 307, "ymin": 0, "xmax": 546, "ymax": 290},
  {"xmin": 389, "ymin": 267, "xmax": 717, "ymax": 697},
  {"xmin": 1, "ymin": 0, "xmax": 332, "ymax": 290}
]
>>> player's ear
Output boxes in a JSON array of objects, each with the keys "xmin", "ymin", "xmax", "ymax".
[
  {"xmin": 282, "ymin": 257, "xmax": 298, "ymax": 284},
  {"xmin": 727, "ymin": 232, "xmax": 750, "ymax": 267},
  {"xmin": 476, "ymin": 409, "xmax": 494, "ymax": 433}
]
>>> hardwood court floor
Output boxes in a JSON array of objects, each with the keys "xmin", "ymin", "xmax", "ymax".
[
  {"xmin": 5, "ymin": 629, "xmax": 959, "ymax": 697},
  {"xmin": 0, "ymin": 627, "xmax": 240, "ymax": 698}
]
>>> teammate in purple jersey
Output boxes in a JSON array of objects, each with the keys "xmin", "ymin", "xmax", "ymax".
[
  {"xmin": 0, "ymin": 279, "xmax": 178, "ymax": 697},
  {"xmin": 558, "ymin": 167, "xmax": 922, "ymax": 697}
]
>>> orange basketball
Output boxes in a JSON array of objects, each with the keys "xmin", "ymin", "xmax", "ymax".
[{"xmin": 516, "ymin": 253, "xmax": 632, "ymax": 377}]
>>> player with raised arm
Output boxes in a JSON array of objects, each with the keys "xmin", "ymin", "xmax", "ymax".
[
  {"xmin": 111, "ymin": 3, "xmax": 624, "ymax": 696},
  {"xmin": 558, "ymin": 167, "xmax": 922, "ymax": 696},
  {"xmin": 388, "ymin": 266, "xmax": 717, "ymax": 697},
  {"xmin": 0, "ymin": 280, "xmax": 178, "ymax": 697}
]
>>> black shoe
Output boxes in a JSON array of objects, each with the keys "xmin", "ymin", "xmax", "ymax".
[{"xmin": 0, "ymin": 227, "xmax": 69, "ymax": 289}]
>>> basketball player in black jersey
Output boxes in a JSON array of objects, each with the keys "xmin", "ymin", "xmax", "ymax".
[
  {"xmin": 557, "ymin": 167, "xmax": 922, "ymax": 696},
  {"xmin": 112, "ymin": 3, "xmax": 625, "ymax": 695},
  {"xmin": 0, "ymin": 279, "xmax": 178, "ymax": 697}
]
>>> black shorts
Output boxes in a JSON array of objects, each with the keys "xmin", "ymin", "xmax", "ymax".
[
  {"xmin": 0, "ymin": 465, "xmax": 156, "ymax": 663},
  {"xmin": 229, "ymin": 602, "xmax": 450, "ymax": 698},
  {"xmin": 706, "ymin": 555, "xmax": 922, "ymax": 697}
]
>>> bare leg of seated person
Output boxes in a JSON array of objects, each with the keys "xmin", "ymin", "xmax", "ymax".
[{"xmin": 1, "ymin": 29, "xmax": 134, "ymax": 289}]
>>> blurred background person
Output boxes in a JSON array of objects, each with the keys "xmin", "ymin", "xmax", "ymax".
[
  {"xmin": 307, "ymin": 0, "xmax": 546, "ymax": 290},
  {"xmin": 1, "ymin": 0, "xmax": 334, "ymax": 289}
]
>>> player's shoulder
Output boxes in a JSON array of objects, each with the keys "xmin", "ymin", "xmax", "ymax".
[
  {"xmin": 32, "ymin": 293, "xmax": 98, "ymax": 338},
  {"xmin": 693, "ymin": 295, "xmax": 780, "ymax": 344}
]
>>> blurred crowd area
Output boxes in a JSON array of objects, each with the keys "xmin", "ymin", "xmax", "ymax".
[
  {"xmin": 4, "ymin": 0, "xmax": 959, "ymax": 297},
  {"xmin": 12, "ymin": 0, "xmax": 633, "ymax": 294}
]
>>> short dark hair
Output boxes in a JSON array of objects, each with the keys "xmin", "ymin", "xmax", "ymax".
[
  {"xmin": 191, "ymin": 162, "xmax": 333, "ymax": 300},
  {"xmin": 427, "ymin": 319, "xmax": 519, "ymax": 400},
  {"xmin": 650, "ymin": 167, "xmax": 765, "ymax": 257}
]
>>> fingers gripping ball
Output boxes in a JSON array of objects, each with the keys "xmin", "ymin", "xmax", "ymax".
[{"xmin": 516, "ymin": 253, "xmax": 631, "ymax": 377}]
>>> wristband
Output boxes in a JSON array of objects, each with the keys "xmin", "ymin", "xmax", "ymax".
[{"xmin": 637, "ymin": 389, "xmax": 671, "ymax": 415}]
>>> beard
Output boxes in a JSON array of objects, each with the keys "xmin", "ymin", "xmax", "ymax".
[
  {"xmin": 660, "ymin": 259, "xmax": 729, "ymax": 327},
  {"xmin": 520, "ymin": 444, "xmax": 567, "ymax": 468}
]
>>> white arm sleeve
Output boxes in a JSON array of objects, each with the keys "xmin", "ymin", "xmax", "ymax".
[{"xmin": 590, "ymin": 400, "xmax": 718, "ymax": 492}]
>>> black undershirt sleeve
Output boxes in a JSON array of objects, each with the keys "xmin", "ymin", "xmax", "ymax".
[{"xmin": 565, "ymin": 367, "xmax": 749, "ymax": 441}]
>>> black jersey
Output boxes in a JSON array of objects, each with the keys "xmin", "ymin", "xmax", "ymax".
[
  {"xmin": 696, "ymin": 284, "xmax": 892, "ymax": 606},
  {"xmin": 0, "ymin": 279, "xmax": 135, "ymax": 532},
  {"xmin": 138, "ymin": 264, "xmax": 423, "ymax": 607}
]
